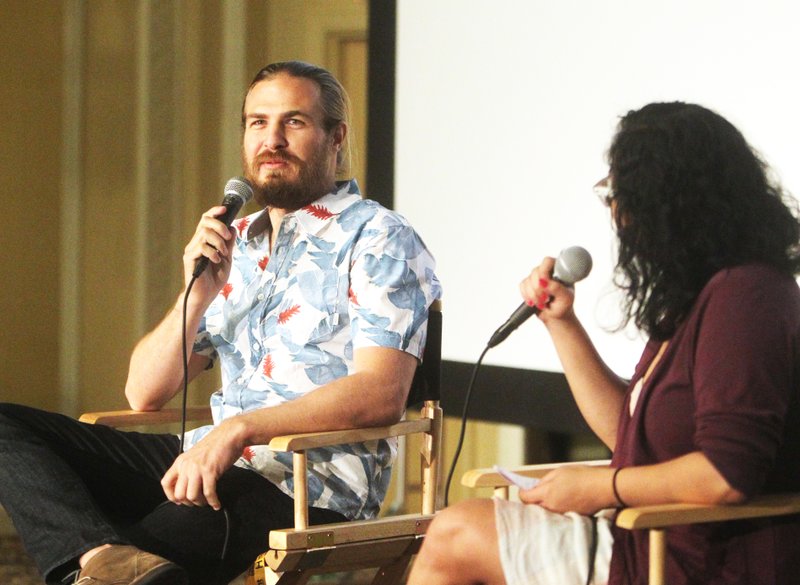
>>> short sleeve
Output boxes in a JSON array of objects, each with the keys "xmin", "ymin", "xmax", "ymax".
[
  {"xmin": 347, "ymin": 218, "xmax": 441, "ymax": 359},
  {"xmin": 192, "ymin": 314, "xmax": 219, "ymax": 364}
]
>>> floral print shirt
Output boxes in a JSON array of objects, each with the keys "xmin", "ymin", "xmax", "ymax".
[{"xmin": 184, "ymin": 180, "xmax": 441, "ymax": 520}]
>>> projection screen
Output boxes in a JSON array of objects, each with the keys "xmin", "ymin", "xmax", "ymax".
[{"xmin": 395, "ymin": 0, "xmax": 800, "ymax": 377}]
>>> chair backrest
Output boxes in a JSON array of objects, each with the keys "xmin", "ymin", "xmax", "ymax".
[{"xmin": 406, "ymin": 300, "xmax": 442, "ymax": 407}]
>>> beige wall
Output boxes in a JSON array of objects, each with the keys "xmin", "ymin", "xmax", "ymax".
[{"xmin": 1, "ymin": 0, "xmax": 64, "ymax": 412}]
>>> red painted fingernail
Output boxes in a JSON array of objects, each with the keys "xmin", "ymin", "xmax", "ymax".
[
  {"xmin": 539, "ymin": 278, "xmax": 549, "ymax": 287},
  {"xmin": 526, "ymin": 299, "xmax": 535, "ymax": 307},
  {"xmin": 536, "ymin": 292, "xmax": 549, "ymax": 310}
]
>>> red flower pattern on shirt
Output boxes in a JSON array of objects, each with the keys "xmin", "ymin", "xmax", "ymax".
[
  {"xmin": 235, "ymin": 217, "xmax": 250, "ymax": 235},
  {"xmin": 221, "ymin": 283, "xmax": 233, "ymax": 299},
  {"xmin": 242, "ymin": 446, "xmax": 256, "ymax": 462},
  {"xmin": 349, "ymin": 287, "xmax": 360, "ymax": 306},
  {"xmin": 278, "ymin": 305, "xmax": 301, "ymax": 324},
  {"xmin": 305, "ymin": 204, "xmax": 334, "ymax": 220},
  {"xmin": 258, "ymin": 255, "xmax": 269, "ymax": 271},
  {"xmin": 262, "ymin": 354, "xmax": 274, "ymax": 378}
]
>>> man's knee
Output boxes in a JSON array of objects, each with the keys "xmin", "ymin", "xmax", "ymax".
[
  {"xmin": 0, "ymin": 402, "xmax": 47, "ymax": 425},
  {"xmin": 0, "ymin": 402, "xmax": 32, "ymax": 436},
  {"xmin": 0, "ymin": 401, "xmax": 22, "ymax": 421},
  {"xmin": 0, "ymin": 403, "xmax": 67, "ymax": 443}
]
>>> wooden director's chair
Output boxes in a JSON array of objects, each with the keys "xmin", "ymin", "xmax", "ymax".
[
  {"xmin": 462, "ymin": 460, "xmax": 800, "ymax": 585},
  {"xmin": 80, "ymin": 300, "xmax": 443, "ymax": 585}
]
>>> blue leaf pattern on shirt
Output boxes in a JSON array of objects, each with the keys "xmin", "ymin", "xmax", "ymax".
[
  {"xmin": 293, "ymin": 345, "xmax": 348, "ymax": 385},
  {"xmin": 296, "ymin": 270, "xmax": 339, "ymax": 313},
  {"xmin": 362, "ymin": 253, "xmax": 412, "ymax": 288}
]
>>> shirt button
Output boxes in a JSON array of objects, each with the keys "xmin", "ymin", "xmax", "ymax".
[
  {"xmin": 252, "ymin": 343, "xmax": 259, "ymax": 351},
  {"xmin": 257, "ymin": 293, "xmax": 265, "ymax": 301}
]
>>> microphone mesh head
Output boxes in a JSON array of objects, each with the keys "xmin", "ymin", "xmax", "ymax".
[
  {"xmin": 224, "ymin": 176, "xmax": 254, "ymax": 205},
  {"xmin": 553, "ymin": 246, "xmax": 593, "ymax": 285}
]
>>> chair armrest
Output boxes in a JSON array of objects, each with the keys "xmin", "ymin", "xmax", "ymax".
[
  {"xmin": 79, "ymin": 407, "xmax": 212, "ymax": 427},
  {"xmin": 268, "ymin": 418, "xmax": 433, "ymax": 452},
  {"xmin": 462, "ymin": 463, "xmax": 800, "ymax": 530},
  {"xmin": 461, "ymin": 459, "xmax": 611, "ymax": 489},
  {"xmin": 81, "ymin": 409, "xmax": 434, "ymax": 447},
  {"xmin": 616, "ymin": 493, "xmax": 800, "ymax": 530}
]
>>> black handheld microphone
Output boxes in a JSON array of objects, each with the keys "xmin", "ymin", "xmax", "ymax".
[
  {"xmin": 487, "ymin": 246, "xmax": 593, "ymax": 348},
  {"xmin": 192, "ymin": 176, "xmax": 254, "ymax": 278}
]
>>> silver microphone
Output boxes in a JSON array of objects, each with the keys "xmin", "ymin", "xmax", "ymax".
[{"xmin": 487, "ymin": 246, "xmax": 593, "ymax": 348}]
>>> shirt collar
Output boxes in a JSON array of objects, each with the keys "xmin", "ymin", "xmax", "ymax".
[{"xmin": 242, "ymin": 179, "xmax": 362, "ymax": 241}]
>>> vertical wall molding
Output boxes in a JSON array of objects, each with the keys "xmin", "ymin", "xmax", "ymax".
[
  {"xmin": 135, "ymin": 0, "xmax": 183, "ymax": 335},
  {"xmin": 221, "ymin": 1, "xmax": 247, "ymax": 181},
  {"xmin": 59, "ymin": 0, "xmax": 85, "ymax": 416},
  {"xmin": 134, "ymin": 0, "xmax": 151, "ymax": 338}
]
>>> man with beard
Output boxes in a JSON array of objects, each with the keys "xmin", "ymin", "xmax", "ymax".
[{"xmin": 0, "ymin": 61, "xmax": 441, "ymax": 585}]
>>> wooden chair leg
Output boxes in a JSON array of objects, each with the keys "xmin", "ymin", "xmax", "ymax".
[
  {"xmin": 494, "ymin": 486, "xmax": 510, "ymax": 500},
  {"xmin": 649, "ymin": 529, "xmax": 666, "ymax": 585}
]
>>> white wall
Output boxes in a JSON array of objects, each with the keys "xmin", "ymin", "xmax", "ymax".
[{"xmin": 396, "ymin": 0, "xmax": 800, "ymax": 376}]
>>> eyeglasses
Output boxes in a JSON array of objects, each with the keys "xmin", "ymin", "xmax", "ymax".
[{"xmin": 593, "ymin": 177, "xmax": 614, "ymax": 206}]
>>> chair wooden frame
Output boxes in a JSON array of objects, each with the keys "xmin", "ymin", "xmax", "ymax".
[
  {"xmin": 81, "ymin": 301, "xmax": 443, "ymax": 585},
  {"xmin": 462, "ymin": 460, "xmax": 800, "ymax": 585}
]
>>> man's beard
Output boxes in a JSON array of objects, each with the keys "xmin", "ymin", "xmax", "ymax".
[{"xmin": 244, "ymin": 143, "xmax": 335, "ymax": 210}]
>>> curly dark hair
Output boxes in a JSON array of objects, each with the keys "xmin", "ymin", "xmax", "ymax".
[{"xmin": 608, "ymin": 102, "xmax": 800, "ymax": 340}]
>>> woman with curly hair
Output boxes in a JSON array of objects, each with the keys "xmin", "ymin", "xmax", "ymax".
[{"xmin": 407, "ymin": 102, "xmax": 800, "ymax": 584}]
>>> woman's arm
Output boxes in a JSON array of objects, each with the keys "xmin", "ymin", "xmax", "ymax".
[
  {"xmin": 522, "ymin": 257, "xmax": 627, "ymax": 449},
  {"xmin": 520, "ymin": 452, "xmax": 745, "ymax": 515}
]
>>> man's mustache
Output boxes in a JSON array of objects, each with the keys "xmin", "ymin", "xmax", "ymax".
[{"xmin": 253, "ymin": 151, "xmax": 301, "ymax": 166}]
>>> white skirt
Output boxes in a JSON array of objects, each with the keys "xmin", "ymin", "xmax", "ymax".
[{"xmin": 494, "ymin": 498, "xmax": 614, "ymax": 585}]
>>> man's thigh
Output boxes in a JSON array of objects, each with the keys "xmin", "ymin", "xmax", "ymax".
[{"xmin": 0, "ymin": 402, "xmax": 179, "ymax": 520}]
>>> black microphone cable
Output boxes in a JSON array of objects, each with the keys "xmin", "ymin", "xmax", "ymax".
[
  {"xmin": 178, "ymin": 274, "xmax": 199, "ymax": 453},
  {"xmin": 178, "ymin": 274, "xmax": 233, "ymax": 563},
  {"xmin": 443, "ymin": 344, "xmax": 489, "ymax": 507}
]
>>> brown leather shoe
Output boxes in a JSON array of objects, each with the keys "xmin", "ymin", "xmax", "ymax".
[{"xmin": 75, "ymin": 545, "xmax": 187, "ymax": 585}]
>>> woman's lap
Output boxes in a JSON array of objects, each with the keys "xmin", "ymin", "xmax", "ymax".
[{"xmin": 494, "ymin": 498, "xmax": 614, "ymax": 585}]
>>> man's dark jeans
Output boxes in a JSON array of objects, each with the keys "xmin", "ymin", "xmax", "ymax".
[{"xmin": 0, "ymin": 402, "xmax": 345, "ymax": 584}]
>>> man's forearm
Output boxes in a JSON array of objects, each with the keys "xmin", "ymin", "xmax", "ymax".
[
  {"xmin": 230, "ymin": 347, "xmax": 417, "ymax": 446},
  {"xmin": 125, "ymin": 292, "xmax": 210, "ymax": 411}
]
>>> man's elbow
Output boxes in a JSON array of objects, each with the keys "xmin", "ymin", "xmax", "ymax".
[
  {"xmin": 125, "ymin": 397, "xmax": 159, "ymax": 413},
  {"xmin": 378, "ymin": 398, "xmax": 408, "ymax": 426},
  {"xmin": 358, "ymin": 400, "xmax": 405, "ymax": 428},
  {"xmin": 124, "ymin": 384, "xmax": 163, "ymax": 412},
  {"xmin": 353, "ymin": 384, "xmax": 409, "ymax": 428}
]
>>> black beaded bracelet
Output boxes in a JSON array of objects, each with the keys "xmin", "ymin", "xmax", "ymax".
[{"xmin": 612, "ymin": 466, "xmax": 629, "ymax": 508}]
